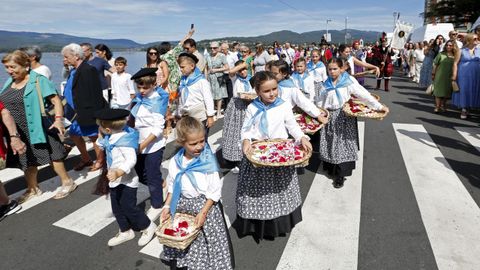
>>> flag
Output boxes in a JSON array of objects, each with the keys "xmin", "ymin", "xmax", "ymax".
[{"xmin": 391, "ymin": 21, "xmax": 414, "ymax": 49}]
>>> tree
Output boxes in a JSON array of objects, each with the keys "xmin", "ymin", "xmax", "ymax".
[{"xmin": 421, "ymin": 0, "xmax": 480, "ymax": 28}]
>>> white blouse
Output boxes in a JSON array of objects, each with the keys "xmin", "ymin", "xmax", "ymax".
[
  {"xmin": 292, "ymin": 73, "xmax": 315, "ymax": 102},
  {"xmin": 96, "ymin": 132, "xmax": 139, "ymax": 188},
  {"xmin": 133, "ymin": 90, "xmax": 166, "ymax": 154},
  {"xmin": 279, "ymin": 85, "xmax": 321, "ymax": 117},
  {"xmin": 241, "ymin": 100, "xmax": 306, "ymax": 143},
  {"xmin": 308, "ymin": 64, "xmax": 328, "ymax": 83},
  {"xmin": 166, "ymin": 157, "xmax": 223, "ymax": 202},
  {"xmin": 232, "ymin": 78, "xmax": 253, "ymax": 97},
  {"xmin": 178, "ymin": 78, "xmax": 215, "ymax": 118},
  {"xmin": 314, "ymin": 75, "xmax": 383, "ymax": 110}
]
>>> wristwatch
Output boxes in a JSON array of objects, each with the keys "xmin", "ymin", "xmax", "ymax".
[{"xmin": 10, "ymin": 132, "xmax": 21, "ymax": 138}]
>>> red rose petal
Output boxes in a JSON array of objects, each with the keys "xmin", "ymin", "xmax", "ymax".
[{"xmin": 164, "ymin": 228, "xmax": 176, "ymax": 236}]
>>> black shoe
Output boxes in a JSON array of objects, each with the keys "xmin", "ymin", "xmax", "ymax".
[
  {"xmin": 333, "ymin": 177, "xmax": 345, "ymax": 188},
  {"xmin": 0, "ymin": 200, "xmax": 22, "ymax": 221}
]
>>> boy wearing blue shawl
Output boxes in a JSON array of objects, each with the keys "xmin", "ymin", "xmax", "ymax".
[
  {"xmin": 130, "ymin": 68, "xmax": 169, "ymax": 222},
  {"xmin": 176, "ymin": 53, "xmax": 216, "ymax": 139},
  {"xmin": 95, "ymin": 108, "xmax": 156, "ymax": 247}
]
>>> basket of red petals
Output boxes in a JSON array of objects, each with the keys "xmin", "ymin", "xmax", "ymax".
[
  {"xmin": 246, "ymin": 139, "xmax": 312, "ymax": 167},
  {"xmin": 294, "ymin": 108, "xmax": 329, "ymax": 134},
  {"xmin": 343, "ymin": 94, "xmax": 387, "ymax": 119},
  {"xmin": 156, "ymin": 213, "xmax": 200, "ymax": 250}
]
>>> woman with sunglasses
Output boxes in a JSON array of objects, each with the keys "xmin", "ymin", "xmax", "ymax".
[{"xmin": 144, "ymin": 47, "xmax": 169, "ymax": 90}]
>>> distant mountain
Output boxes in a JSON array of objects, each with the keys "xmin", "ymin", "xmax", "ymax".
[
  {"xmin": 0, "ymin": 29, "xmax": 383, "ymax": 52},
  {"xmin": 199, "ymin": 29, "xmax": 383, "ymax": 47},
  {"xmin": 0, "ymin": 30, "xmax": 142, "ymax": 52}
]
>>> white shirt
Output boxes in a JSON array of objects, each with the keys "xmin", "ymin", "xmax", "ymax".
[
  {"xmin": 178, "ymin": 78, "xmax": 215, "ymax": 120},
  {"xmin": 225, "ymin": 51, "xmax": 238, "ymax": 73},
  {"xmin": 308, "ymin": 62, "xmax": 328, "ymax": 83},
  {"xmin": 314, "ymin": 75, "xmax": 383, "ymax": 110},
  {"xmin": 292, "ymin": 73, "xmax": 315, "ymax": 101},
  {"xmin": 34, "ymin": 65, "xmax": 52, "ymax": 80},
  {"xmin": 278, "ymin": 84, "xmax": 321, "ymax": 117},
  {"xmin": 96, "ymin": 131, "xmax": 139, "ymax": 188},
  {"xmin": 111, "ymin": 72, "xmax": 135, "ymax": 106},
  {"xmin": 241, "ymin": 100, "xmax": 306, "ymax": 143},
  {"xmin": 347, "ymin": 56, "xmax": 355, "ymax": 75},
  {"xmin": 285, "ymin": 47, "xmax": 295, "ymax": 64},
  {"xmin": 413, "ymin": 49, "xmax": 425, "ymax": 62},
  {"xmin": 166, "ymin": 157, "xmax": 223, "ymax": 202},
  {"xmin": 133, "ymin": 91, "xmax": 166, "ymax": 154},
  {"xmin": 232, "ymin": 77, "xmax": 253, "ymax": 97}
]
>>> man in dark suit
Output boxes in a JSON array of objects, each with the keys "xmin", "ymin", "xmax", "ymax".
[{"xmin": 61, "ymin": 43, "xmax": 107, "ymax": 171}]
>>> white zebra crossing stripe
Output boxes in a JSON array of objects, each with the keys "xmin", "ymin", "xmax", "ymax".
[
  {"xmin": 14, "ymin": 168, "xmax": 101, "ymax": 213},
  {"xmin": 0, "ymin": 142, "xmax": 94, "ymax": 183},
  {"xmin": 53, "ymin": 130, "xmax": 224, "ymax": 240},
  {"xmin": 277, "ymin": 122, "xmax": 365, "ymax": 270},
  {"xmin": 454, "ymin": 126, "xmax": 480, "ymax": 153},
  {"xmin": 393, "ymin": 123, "xmax": 480, "ymax": 269},
  {"xmin": 139, "ymin": 129, "xmax": 224, "ymax": 258},
  {"xmin": 53, "ymin": 184, "xmax": 150, "ymax": 236}
]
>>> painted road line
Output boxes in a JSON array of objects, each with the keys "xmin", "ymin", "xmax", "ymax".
[
  {"xmin": 277, "ymin": 121, "xmax": 365, "ymax": 270},
  {"xmin": 394, "ymin": 123, "xmax": 480, "ymax": 269},
  {"xmin": 53, "ymin": 184, "xmax": 150, "ymax": 236},
  {"xmin": 139, "ymin": 130, "xmax": 225, "ymax": 258},
  {"xmin": 0, "ymin": 142, "xmax": 94, "ymax": 183},
  {"xmin": 12, "ymin": 168, "xmax": 101, "ymax": 213},
  {"xmin": 454, "ymin": 126, "xmax": 480, "ymax": 153}
]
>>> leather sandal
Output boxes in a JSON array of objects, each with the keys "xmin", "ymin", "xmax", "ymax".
[{"xmin": 53, "ymin": 181, "xmax": 78, "ymax": 200}]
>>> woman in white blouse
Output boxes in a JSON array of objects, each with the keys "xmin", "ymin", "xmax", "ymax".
[{"xmin": 315, "ymin": 58, "xmax": 389, "ymax": 188}]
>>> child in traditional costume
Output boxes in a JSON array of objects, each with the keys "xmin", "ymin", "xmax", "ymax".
[
  {"xmin": 236, "ymin": 71, "xmax": 312, "ymax": 240},
  {"xmin": 314, "ymin": 59, "xmax": 388, "ymax": 188},
  {"xmin": 160, "ymin": 116, "xmax": 234, "ymax": 269}
]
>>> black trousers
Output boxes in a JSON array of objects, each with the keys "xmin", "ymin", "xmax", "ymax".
[{"xmin": 110, "ymin": 185, "xmax": 151, "ymax": 232}]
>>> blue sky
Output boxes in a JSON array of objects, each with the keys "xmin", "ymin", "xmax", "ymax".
[{"xmin": 1, "ymin": 0, "xmax": 424, "ymax": 43}]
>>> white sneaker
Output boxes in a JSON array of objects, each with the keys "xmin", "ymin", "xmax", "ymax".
[
  {"xmin": 231, "ymin": 166, "xmax": 240, "ymax": 174},
  {"xmin": 138, "ymin": 222, "xmax": 157, "ymax": 246},
  {"xmin": 108, "ymin": 229, "xmax": 135, "ymax": 246},
  {"xmin": 146, "ymin": 206, "xmax": 163, "ymax": 222}
]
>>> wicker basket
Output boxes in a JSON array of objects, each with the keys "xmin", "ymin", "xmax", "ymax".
[
  {"xmin": 238, "ymin": 92, "xmax": 257, "ymax": 100},
  {"xmin": 351, "ymin": 93, "xmax": 380, "ymax": 102},
  {"xmin": 155, "ymin": 213, "xmax": 200, "ymax": 250},
  {"xmin": 294, "ymin": 108, "xmax": 329, "ymax": 135},
  {"xmin": 246, "ymin": 139, "xmax": 312, "ymax": 167},
  {"xmin": 343, "ymin": 101, "xmax": 388, "ymax": 120}
]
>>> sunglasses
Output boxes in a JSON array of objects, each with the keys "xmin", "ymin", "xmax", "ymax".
[
  {"xmin": 210, "ymin": 47, "xmax": 218, "ymax": 49},
  {"xmin": 148, "ymin": 52, "xmax": 158, "ymax": 55},
  {"xmin": 241, "ymin": 50, "xmax": 248, "ymax": 53}
]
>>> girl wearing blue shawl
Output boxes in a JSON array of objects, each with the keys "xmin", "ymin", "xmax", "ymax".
[
  {"xmin": 271, "ymin": 60, "xmax": 329, "ymax": 125},
  {"xmin": 237, "ymin": 71, "xmax": 312, "ymax": 240},
  {"xmin": 292, "ymin": 57, "xmax": 315, "ymax": 101},
  {"xmin": 222, "ymin": 60, "xmax": 254, "ymax": 172},
  {"xmin": 314, "ymin": 59, "xmax": 388, "ymax": 188},
  {"xmin": 160, "ymin": 116, "xmax": 233, "ymax": 270},
  {"xmin": 307, "ymin": 49, "xmax": 328, "ymax": 83}
]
